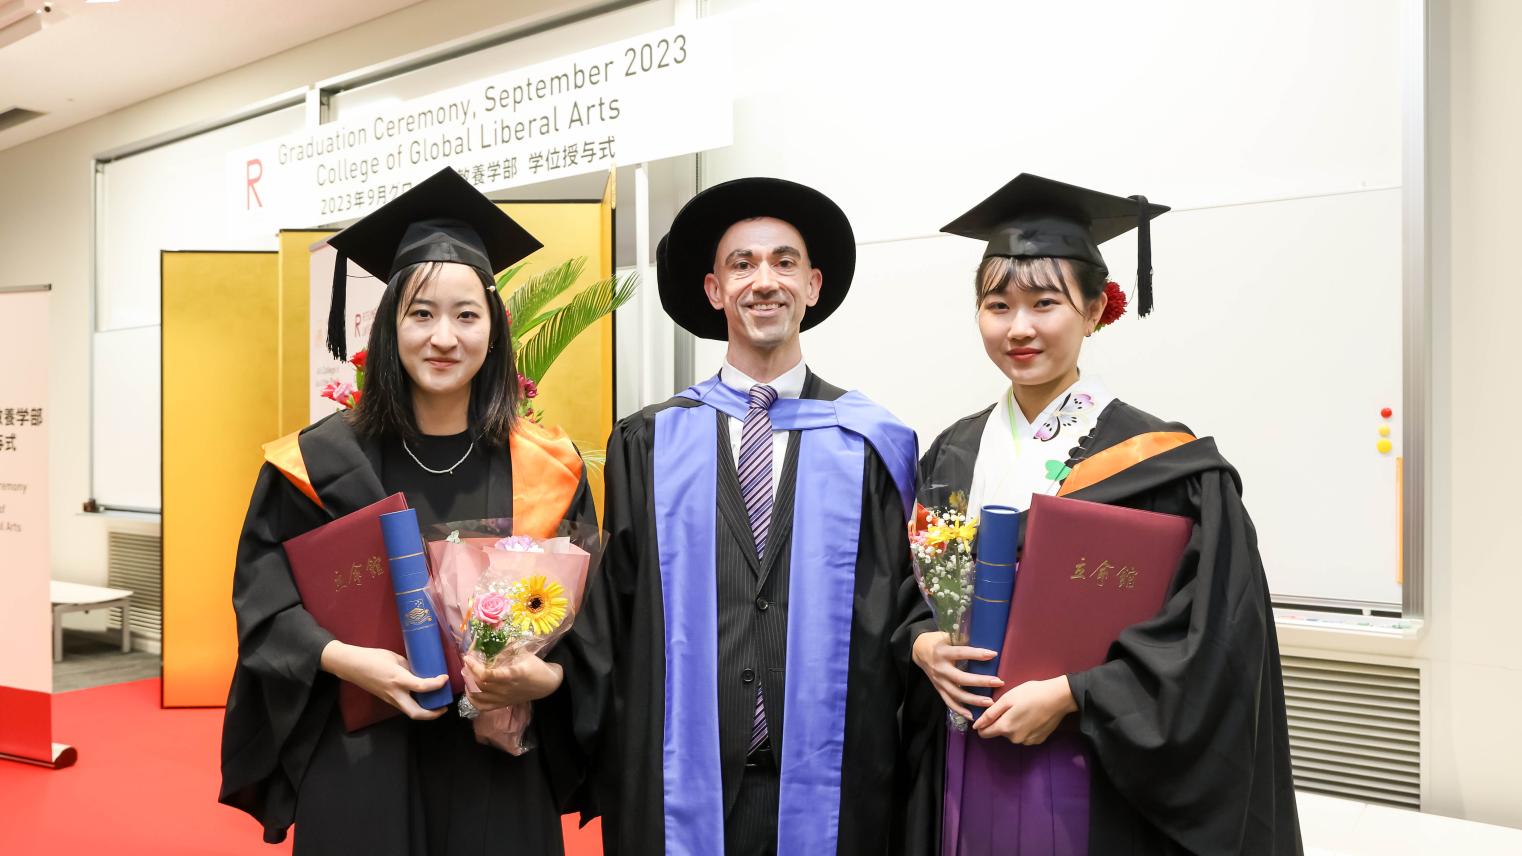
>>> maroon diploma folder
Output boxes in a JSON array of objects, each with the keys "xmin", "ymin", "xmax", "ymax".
[
  {"xmin": 283, "ymin": 493, "xmax": 464, "ymax": 731},
  {"xmin": 994, "ymin": 493, "xmax": 1193, "ymax": 698}
]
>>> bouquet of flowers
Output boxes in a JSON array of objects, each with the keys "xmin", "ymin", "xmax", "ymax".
[
  {"xmin": 425, "ymin": 519, "xmax": 596, "ymax": 755},
  {"xmin": 909, "ymin": 496, "xmax": 979, "ymax": 730}
]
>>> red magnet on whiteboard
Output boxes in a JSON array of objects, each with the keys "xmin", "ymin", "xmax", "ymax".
[{"xmin": 1381, "ymin": 407, "xmax": 1393, "ymax": 419}]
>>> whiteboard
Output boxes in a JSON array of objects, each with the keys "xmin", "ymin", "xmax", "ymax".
[
  {"xmin": 91, "ymin": 106, "xmax": 306, "ymax": 511},
  {"xmin": 92, "ymin": 325, "xmax": 161, "ymax": 512},
  {"xmin": 693, "ymin": 0, "xmax": 1407, "ymax": 606},
  {"xmin": 97, "ymin": 107, "xmax": 305, "ymax": 332}
]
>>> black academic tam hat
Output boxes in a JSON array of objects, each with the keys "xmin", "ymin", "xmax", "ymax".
[
  {"xmin": 324, "ymin": 167, "xmax": 542, "ymax": 361},
  {"xmin": 941, "ymin": 174, "xmax": 1169, "ymax": 316},
  {"xmin": 659, "ymin": 177, "xmax": 855, "ymax": 341}
]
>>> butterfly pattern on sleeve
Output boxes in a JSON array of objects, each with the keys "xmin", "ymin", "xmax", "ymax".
[{"xmin": 1033, "ymin": 392, "xmax": 1095, "ymax": 442}]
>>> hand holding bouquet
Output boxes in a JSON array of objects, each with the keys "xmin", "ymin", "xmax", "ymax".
[
  {"xmin": 427, "ymin": 521, "xmax": 595, "ymax": 755},
  {"xmin": 909, "ymin": 500, "xmax": 979, "ymax": 730}
]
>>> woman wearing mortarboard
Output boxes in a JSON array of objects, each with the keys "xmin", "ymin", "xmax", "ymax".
[
  {"xmin": 908, "ymin": 175, "xmax": 1303, "ymax": 854},
  {"xmin": 218, "ymin": 168, "xmax": 595, "ymax": 854}
]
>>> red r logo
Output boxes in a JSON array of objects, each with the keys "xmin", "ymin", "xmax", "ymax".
[{"xmin": 246, "ymin": 159, "xmax": 264, "ymax": 209}]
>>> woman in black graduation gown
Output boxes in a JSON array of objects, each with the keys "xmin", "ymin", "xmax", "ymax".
[
  {"xmin": 909, "ymin": 175, "xmax": 1303, "ymax": 855},
  {"xmin": 218, "ymin": 168, "xmax": 595, "ymax": 854}
]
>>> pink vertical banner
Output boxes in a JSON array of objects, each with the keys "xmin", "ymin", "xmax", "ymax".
[{"xmin": 0, "ymin": 285, "xmax": 71, "ymax": 768}]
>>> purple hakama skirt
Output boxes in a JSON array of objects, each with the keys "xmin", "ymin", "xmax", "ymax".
[{"xmin": 942, "ymin": 724, "xmax": 1092, "ymax": 855}]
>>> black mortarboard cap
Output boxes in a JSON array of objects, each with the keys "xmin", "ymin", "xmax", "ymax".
[
  {"xmin": 323, "ymin": 167, "xmax": 542, "ymax": 360},
  {"xmin": 941, "ymin": 174, "xmax": 1169, "ymax": 316}
]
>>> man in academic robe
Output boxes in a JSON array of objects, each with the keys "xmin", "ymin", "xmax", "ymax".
[{"xmin": 561, "ymin": 177, "xmax": 934, "ymax": 855}]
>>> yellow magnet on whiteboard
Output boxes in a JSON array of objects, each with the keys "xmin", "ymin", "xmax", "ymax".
[
  {"xmin": 1377, "ymin": 439, "xmax": 1393, "ymax": 454},
  {"xmin": 1378, "ymin": 425, "xmax": 1391, "ymax": 437}
]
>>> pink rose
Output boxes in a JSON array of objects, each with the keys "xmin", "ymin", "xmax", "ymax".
[{"xmin": 476, "ymin": 593, "xmax": 508, "ymax": 626}]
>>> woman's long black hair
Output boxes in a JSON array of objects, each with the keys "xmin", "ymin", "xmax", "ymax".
[{"xmin": 349, "ymin": 261, "xmax": 519, "ymax": 446}]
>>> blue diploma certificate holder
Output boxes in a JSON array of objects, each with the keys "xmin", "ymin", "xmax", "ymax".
[
  {"xmin": 378, "ymin": 508, "xmax": 455, "ymax": 712},
  {"xmin": 965, "ymin": 505, "xmax": 1020, "ymax": 720}
]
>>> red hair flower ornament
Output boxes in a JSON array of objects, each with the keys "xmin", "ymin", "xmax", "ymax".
[{"xmin": 1096, "ymin": 281, "xmax": 1127, "ymax": 331}]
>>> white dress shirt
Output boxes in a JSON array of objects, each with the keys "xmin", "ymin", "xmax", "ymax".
[{"xmin": 718, "ymin": 358, "xmax": 808, "ymax": 497}]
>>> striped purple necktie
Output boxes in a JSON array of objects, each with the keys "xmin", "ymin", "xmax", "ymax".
[{"xmin": 739, "ymin": 383, "xmax": 777, "ymax": 755}]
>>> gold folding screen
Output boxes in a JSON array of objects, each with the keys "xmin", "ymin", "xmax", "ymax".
[{"xmin": 161, "ymin": 251, "xmax": 279, "ymax": 707}]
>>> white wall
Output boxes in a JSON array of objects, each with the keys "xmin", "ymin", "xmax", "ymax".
[{"xmin": 1277, "ymin": 0, "xmax": 1522, "ymax": 829}]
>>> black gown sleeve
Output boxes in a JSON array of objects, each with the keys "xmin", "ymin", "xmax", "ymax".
[
  {"xmin": 894, "ymin": 427, "xmax": 966, "ymax": 854},
  {"xmin": 904, "ymin": 416, "xmax": 983, "ymax": 647},
  {"xmin": 535, "ymin": 461, "xmax": 601, "ymax": 813},
  {"xmin": 218, "ymin": 463, "xmax": 339, "ymax": 844},
  {"xmin": 916, "ymin": 424, "xmax": 951, "ymax": 507},
  {"xmin": 552, "ymin": 415, "xmax": 645, "ymax": 823},
  {"xmin": 862, "ymin": 445, "xmax": 940, "ymax": 855},
  {"xmin": 904, "ymin": 431, "xmax": 953, "ymax": 647},
  {"xmin": 1066, "ymin": 467, "xmax": 1302, "ymax": 855}
]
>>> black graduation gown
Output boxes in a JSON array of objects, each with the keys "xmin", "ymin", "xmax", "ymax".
[
  {"xmin": 562, "ymin": 371, "xmax": 937, "ymax": 855},
  {"xmin": 218, "ymin": 413, "xmax": 596, "ymax": 854},
  {"xmin": 914, "ymin": 401, "xmax": 1303, "ymax": 856}
]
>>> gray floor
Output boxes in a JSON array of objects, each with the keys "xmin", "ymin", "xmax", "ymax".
[{"xmin": 51, "ymin": 630, "xmax": 160, "ymax": 693}]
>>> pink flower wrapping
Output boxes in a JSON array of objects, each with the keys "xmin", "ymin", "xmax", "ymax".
[{"xmin": 425, "ymin": 523, "xmax": 594, "ymax": 755}]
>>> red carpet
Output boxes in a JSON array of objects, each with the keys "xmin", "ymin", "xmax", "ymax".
[{"xmin": 0, "ymin": 678, "xmax": 601, "ymax": 854}]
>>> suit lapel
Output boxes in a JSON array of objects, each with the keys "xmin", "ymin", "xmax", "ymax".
[
  {"xmin": 753, "ymin": 370, "xmax": 839, "ymax": 583},
  {"xmin": 710, "ymin": 369, "xmax": 846, "ymax": 584},
  {"xmin": 715, "ymin": 411, "xmax": 763, "ymax": 578},
  {"xmin": 756, "ymin": 432, "xmax": 800, "ymax": 586}
]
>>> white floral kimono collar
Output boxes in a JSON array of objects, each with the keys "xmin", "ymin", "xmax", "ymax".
[{"xmin": 966, "ymin": 373, "xmax": 1115, "ymax": 520}]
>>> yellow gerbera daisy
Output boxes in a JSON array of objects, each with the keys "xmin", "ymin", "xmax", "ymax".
[{"xmin": 510, "ymin": 575, "xmax": 570, "ymax": 636}]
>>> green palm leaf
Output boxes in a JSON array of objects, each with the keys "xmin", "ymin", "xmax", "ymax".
[
  {"xmin": 516, "ymin": 272, "xmax": 638, "ymax": 383},
  {"xmin": 494, "ymin": 260, "xmax": 530, "ymax": 293},
  {"xmin": 501, "ymin": 259, "xmax": 585, "ymax": 338}
]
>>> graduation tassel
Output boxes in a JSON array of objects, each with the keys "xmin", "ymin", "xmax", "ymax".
[
  {"xmin": 327, "ymin": 252, "xmax": 348, "ymax": 362},
  {"xmin": 1130, "ymin": 194, "xmax": 1154, "ymax": 317}
]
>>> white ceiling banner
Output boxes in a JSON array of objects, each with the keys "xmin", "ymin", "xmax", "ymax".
[{"xmin": 229, "ymin": 18, "xmax": 731, "ymax": 228}]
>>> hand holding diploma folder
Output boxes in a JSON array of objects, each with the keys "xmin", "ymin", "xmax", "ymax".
[
  {"xmin": 994, "ymin": 493, "xmax": 1193, "ymax": 703},
  {"xmin": 283, "ymin": 494, "xmax": 462, "ymax": 731}
]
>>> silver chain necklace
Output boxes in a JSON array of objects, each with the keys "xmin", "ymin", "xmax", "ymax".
[{"xmin": 402, "ymin": 437, "xmax": 475, "ymax": 475}]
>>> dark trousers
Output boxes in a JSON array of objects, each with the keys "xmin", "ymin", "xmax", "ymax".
[{"xmin": 724, "ymin": 760, "xmax": 780, "ymax": 856}]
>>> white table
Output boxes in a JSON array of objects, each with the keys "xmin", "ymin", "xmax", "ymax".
[{"xmin": 50, "ymin": 580, "xmax": 133, "ymax": 662}]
